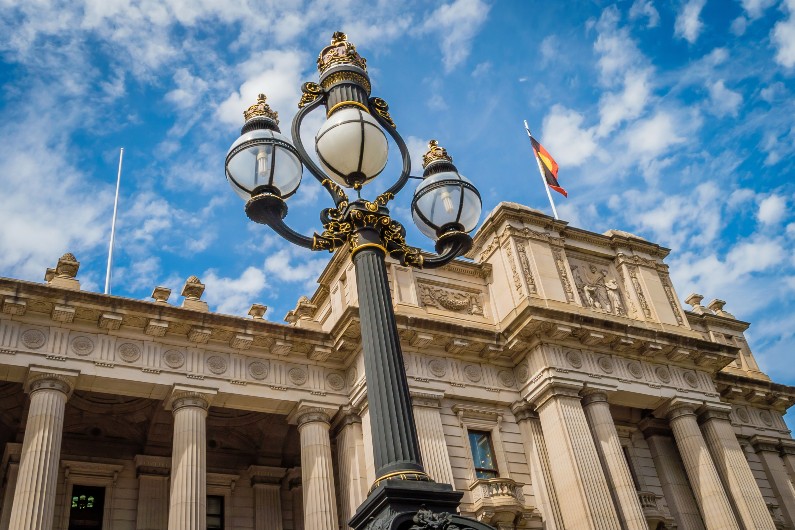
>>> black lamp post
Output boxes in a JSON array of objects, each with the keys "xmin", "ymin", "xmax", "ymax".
[{"xmin": 226, "ymin": 32, "xmax": 494, "ymax": 530}]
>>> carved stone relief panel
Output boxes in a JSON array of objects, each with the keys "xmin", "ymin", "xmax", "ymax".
[
  {"xmin": 417, "ymin": 280, "xmax": 484, "ymax": 316},
  {"xmin": 569, "ymin": 255, "xmax": 628, "ymax": 317}
]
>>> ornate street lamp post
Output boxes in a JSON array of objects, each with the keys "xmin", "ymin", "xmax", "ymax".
[{"xmin": 226, "ymin": 33, "xmax": 492, "ymax": 530}]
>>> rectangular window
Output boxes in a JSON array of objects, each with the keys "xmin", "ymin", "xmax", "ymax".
[
  {"xmin": 468, "ymin": 430, "xmax": 498, "ymax": 479},
  {"xmin": 207, "ymin": 495, "xmax": 224, "ymax": 530},
  {"xmin": 68, "ymin": 485, "xmax": 105, "ymax": 530}
]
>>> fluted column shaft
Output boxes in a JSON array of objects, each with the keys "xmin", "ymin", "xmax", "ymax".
[
  {"xmin": 751, "ymin": 435, "xmax": 795, "ymax": 527},
  {"xmin": 137, "ymin": 475, "xmax": 170, "ymax": 530},
  {"xmin": 412, "ymin": 396, "xmax": 455, "ymax": 486},
  {"xmin": 640, "ymin": 418, "xmax": 704, "ymax": 530},
  {"xmin": 698, "ymin": 408, "xmax": 775, "ymax": 530},
  {"xmin": 512, "ymin": 404, "xmax": 564, "ymax": 530},
  {"xmin": 335, "ymin": 413, "xmax": 368, "ymax": 526},
  {"xmin": 297, "ymin": 410, "xmax": 338, "ymax": 530},
  {"xmin": 581, "ymin": 391, "xmax": 647, "ymax": 530},
  {"xmin": 254, "ymin": 483, "xmax": 283, "ymax": 530},
  {"xmin": 535, "ymin": 384, "xmax": 620, "ymax": 530},
  {"xmin": 354, "ymin": 247, "xmax": 424, "ymax": 479},
  {"xmin": 8, "ymin": 373, "xmax": 73, "ymax": 530},
  {"xmin": 167, "ymin": 391, "xmax": 212, "ymax": 530},
  {"xmin": 668, "ymin": 402, "xmax": 739, "ymax": 530}
]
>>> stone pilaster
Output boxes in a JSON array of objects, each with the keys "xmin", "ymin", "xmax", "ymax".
[
  {"xmin": 667, "ymin": 400, "xmax": 739, "ymax": 530},
  {"xmin": 135, "ymin": 455, "xmax": 171, "ymax": 530},
  {"xmin": 698, "ymin": 405, "xmax": 775, "ymax": 530},
  {"xmin": 412, "ymin": 392, "xmax": 455, "ymax": 486},
  {"xmin": 750, "ymin": 435, "xmax": 795, "ymax": 528},
  {"xmin": 581, "ymin": 390, "xmax": 647, "ymax": 530},
  {"xmin": 166, "ymin": 385, "xmax": 216, "ymax": 530},
  {"xmin": 289, "ymin": 404, "xmax": 338, "ymax": 530},
  {"xmin": 249, "ymin": 466, "xmax": 286, "ymax": 530},
  {"xmin": 0, "ymin": 444, "xmax": 21, "ymax": 530},
  {"xmin": 512, "ymin": 402, "xmax": 564, "ymax": 530},
  {"xmin": 8, "ymin": 368, "xmax": 77, "ymax": 530},
  {"xmin": 333, "ymin": 410, "xmax": 368, "ymax": 526},
  {"xmin": 640, "ymin": 417, "xmax": 705, "ymax": 530},
  {"xmin": 533, "ymin": 383, "xmax": 621, "ymax": 530},
  {"xmin": 288, "ymin": 470, "xmax": 304, "ymax": 530}
]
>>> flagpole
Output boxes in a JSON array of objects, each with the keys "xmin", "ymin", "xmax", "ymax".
[
  {"xmin": 523, "ymin": 120, "xmax": 559, "ymax": 220},
  {"xmin": 105, "ymin": 147, "xmax": 124, "ymax": 295}
]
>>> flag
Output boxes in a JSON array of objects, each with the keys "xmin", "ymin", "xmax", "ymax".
[{"xmin": 529, "ymin": 135, "xmax": 567, "ymax": 197}]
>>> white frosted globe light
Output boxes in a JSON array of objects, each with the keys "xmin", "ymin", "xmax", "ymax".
[
  {"xmin": 226, "ymin": 128, "xmax": 303, "ymax": 200},
  {"xmin": 412, "ymin": 171, "xmax": 482, "ymax": 239},
  {"xmin": 315, "ymin": 107, "xmax": 388, "ymax": 188}
]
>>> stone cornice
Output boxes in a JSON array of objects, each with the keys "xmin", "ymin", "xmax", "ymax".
[
  {"xmin": 697, "ymin": 402, "xmax": 733, "ymax": 424},
  {"xmin": 750, "ymin": 434, "xmax": 781, "ymax": 453},
  {"xmin": 248, "ymin": 465, "xmax": 286, "ymax": 486},
  {"xmin": 134, "ymin": 454, "xmax": 170, "ymax": 477},
  {"xmin": 714, "ymin": 372, "xmax": 795, "ymax": 412},
  {"xmin": 509, "ymin": 401, "xmax": 538, "ymax": 422},
  {"xmin": 638, "ymin": 417, "xmax": 671, "ymax": 438}
]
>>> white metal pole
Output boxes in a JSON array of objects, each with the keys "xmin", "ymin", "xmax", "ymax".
[
  {"xmin": 523, "ymin": 120, "xmax": 559, "ymax": 220},
  {"xmin": 105, "ymin": 147, "xmax": 124, "ymax": 295}
]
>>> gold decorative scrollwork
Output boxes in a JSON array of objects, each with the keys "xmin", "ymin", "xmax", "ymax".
[
  {"xmin": 364, "ymin": 191, "xmax": 394, "ymax": 211},
  {"xmin": 298, "ymin": 82, "xmax": 324, "ymax": 109},
  {"xmin": 370, "ymin": 97, "xmax": 395, "ymax": 128},
  {"xmin": 321, "ymin": 179, "xmax": 349, "ymax": 202}
]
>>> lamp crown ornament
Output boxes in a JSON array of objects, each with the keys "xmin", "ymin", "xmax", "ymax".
[
  {"xmin": 317, "ymin": 31, "xmax": 368, "ymax": 74},
  {"xmin": 422, "ymin": 140, "xmax": 453, "ymax": 169},
  {"xmin": 243, "ymin": 93, "xmax": 279, "ymax": 123}
]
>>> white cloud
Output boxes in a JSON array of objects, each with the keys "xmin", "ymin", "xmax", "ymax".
[
  {"xmin": 624, "ymin": 111, "xmax": 684, "ymax": 158},
  {"xmin": 202, "ymin": 266, "xmax": 268, "ymax": 316},
  {"xmin": 597, "ymin": 70, "xmax": 651, "ymax": 136},
  {"xmin": 540, "ymin": 105, "xmax": 598, "ymax": 167},
  {"xmin": 216, "ymin": 50, "xmax": 307, "ymax": 128},
  {"xmin": 421, "ymin": 0, "xmax": 491, "ymax": 72},
  {"xmin": 757, "ymin": 194, "xmax": 788, "ymax": 225},
  {"xmin": 740, "ymin": 0, "xmax": 777, "ymax": 19},
  {"xmin": 773, "ymin": 0, "xmax": 795, "ymax": 68},
  {"xmin": 263, "ymin": 247, "xmax": 327, "ymax": 286},
  {"xmin": 629, "ymin": 0, "xmax": 660, "ymax": 27},
  {"xmin": 708, "ymin": 80, "xmax": 742, "ymax": 117},
  {"xmin": 594, "ymin": 7, "xmax": 644, "ymax": 83},
  {"xmin": 675, "ymin": 0, "xmax": 707, "ymax": 44},
  {"xmin": 165, "ymin": 68, "xmax": 210, "ymax": 110},
  {"xmin": 731, "ymin": 16, "xmax": 748, "ymax": 36}
]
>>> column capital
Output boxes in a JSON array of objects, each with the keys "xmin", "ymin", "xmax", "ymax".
[
  {"xmin": 248, "ymin": 465, "xmax": 286, "ymax": 486},
  {"xmin": 24, "ymin": 366, "xmax": 79, "ymax": 397},
  {"xmin": 580, "ymin": 388, "xmax": 610, "ymax": 407},
  {"xmin": 411, "ymin": 390, "xmax": 444, "ymax": 408},
  {"xmin": 778, "ymin": 439, "xmax": 795, "ymax": 456},
  {"xmin": 287, "ymin": 401, "xmax": 338, "ymax": 426},
  {"xmin": 666, "ymin": 398, "xmax": 701, "ymax": 421},
  {"xmin": 697, "ymin": 402, "xmax": 733, "ymax": 424},
  {"xmin": 532, "ymin": 381, "xmax": 585, "ymax": 409},
  {"xmin": 332, "ymin": 406, "xmax": 362, "ymax": 432},
  {"xmin": 750, "ymin": 435, "xmax": 782, "ymax": 454},
  {"xmin": 510, "ymin": 401, "xmax": 539, "ymax": 423},
  {"xmin": 166, "ymin": 384, "xmax": 217, "ymax": 412},
  {"xmin": 638, "ymin": 417, "xmax": 671, "ymax": 438}
]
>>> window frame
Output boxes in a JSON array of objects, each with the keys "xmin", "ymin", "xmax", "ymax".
[{"xmin": 452, "ymin": 404, "xmax": 511, "ymax": 484}]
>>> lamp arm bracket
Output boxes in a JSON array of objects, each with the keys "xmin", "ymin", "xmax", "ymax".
[
  {"xmin": 417, "ymin": 231, "xmax": 474, "ymax": 270},
  {"xmin": 264, "ymin": 213, "xmax": 317, "ymax": 250},
  {"xmin": 292, "ymin": 85, "xmax": 348, "ymax": 207},
  {"xmin": 368, "ymin": 97, "xmax": 411, "ymax": 199}
]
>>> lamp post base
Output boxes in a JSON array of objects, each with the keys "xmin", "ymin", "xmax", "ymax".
[{"xmin": 349, "ymin": 479, "xmax": 496, "ymax": 530}]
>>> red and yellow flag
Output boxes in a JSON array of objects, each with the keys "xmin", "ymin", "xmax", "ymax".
[{"xmin": 529, "ymin": 136, "xmax": 567, "ymax": 197}]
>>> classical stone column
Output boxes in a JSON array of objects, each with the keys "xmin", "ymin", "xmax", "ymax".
[
  {"xmin": 412, "ymin": 392, "xmax": 455, "ymax": 486},
  {"xmin": 8, "ymin": 368, "xmax": 77, "ymax": 530},
  {"xmin": 334, "ymin": 410, "xmax": 368, "ymax": 526},
  {"xmin": 290, "ymin": 405, "xmax": 338, "ymax": 530},
  {"xmin": 778, "ymin": 439, "xmax": 795, "ymax": 486},
  {"xmin": 166, "ymin": 386, "xmax": 216, "ymax": 530},
  {"xmin": 639, "ymin": 417, "xmax": 705, "ymax": 530},
  {"xmin": 134, "ymin": 455, "xmax": 171, "ymax": 530},
  {"xmin": 581, "ymin": 390, "xmax": 647, "ymax": 530},
  {"xmin": 698, "ymin": 405, "xmax": 775, "ymax": 530},
  {"xmin": 0, "ymin": 444, "xmax": 21, "ymax": 530},
  {"xmin": 288, "ymin": 473, "xmax": 304, "ymax": 530},
  {"xmin": 751, "ymin": 435, "xmax": 795, "ymax": 527},
  {"xmin": 250, "ymin": 466, "xmax": 287, "ymax": 530},
  {"xmin": 511, "ymin": 403, "xmax": 564, "ymax": 530},
  {"xmin": 667, "ymin": 400, "xmax": 739, "ymax": 530},
  {"xmin": 533, "ymin": 383, "xmax": 621, "ymax": 530}
]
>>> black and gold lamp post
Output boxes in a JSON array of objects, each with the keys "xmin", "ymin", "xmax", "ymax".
[{"xmin": 225, "ymin": 33, "xmax": 492, "ymax": 530}]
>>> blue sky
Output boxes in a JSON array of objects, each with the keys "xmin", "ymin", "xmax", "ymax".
[{"xmin": 1, "ymin": 1, "xmax": 794, "ymax": 419}]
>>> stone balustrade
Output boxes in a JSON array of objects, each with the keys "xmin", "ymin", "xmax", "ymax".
[{"xmin": 469, "ymin": 477, "xmax": 525, "ymax": 505}]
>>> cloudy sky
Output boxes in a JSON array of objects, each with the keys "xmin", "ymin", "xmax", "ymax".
[{"xmin": 1, "ymin": 1, "xmax": 794, "ymax": 419}]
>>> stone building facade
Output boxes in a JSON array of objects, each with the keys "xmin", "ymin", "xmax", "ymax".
[{"xmin": 0, "ymin": 201, "xmax": 793, "ymax": 530}]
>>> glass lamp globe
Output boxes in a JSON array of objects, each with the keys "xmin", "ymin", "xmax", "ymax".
[
  {"xmin": 412, "ymin": 170, "xmax": 482, "ymax": 239},
  {"xmin": 226, "ymin": 127, "xmax": 303, "ymax": 201},
  {"xmin": 315, "ymin": 106, "xmax": 388, "ymax": 188}
]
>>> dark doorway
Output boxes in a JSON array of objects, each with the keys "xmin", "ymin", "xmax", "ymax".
[{"xmin": 68, "ymin": 485, "xmax": 105, "ymax": 530}]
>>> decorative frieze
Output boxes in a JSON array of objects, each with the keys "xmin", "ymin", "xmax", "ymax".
[
  {"xmin": 660, "ymin": 274, "xmax": 685, "ymax": 325},
  {"xmin": 552, "ymin": 248, "xmax": 575, "ymax": 302},
  {"xmin": 570, "ymin": 257, "xmax": 627, "ymax": 317},
  {"xmin": 515, "ymin": 239, "xmax": 537, "ymax": 295},
  {"xmin": 418, "ymin": 282, "xmax": 483, "ymax": 316},
  {"xmin": 626, "ymin": 265, "xmax": 652, "ymax": 318}
]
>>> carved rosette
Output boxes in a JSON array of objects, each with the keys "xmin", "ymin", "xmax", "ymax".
[
  {"xmin": 326, "ymin": 372, "xmax": 345, "ymax": 391},
  {"xmin": 565, "ymin": 350, "xmax": 583, "ymax": 369},
  {"xmin": 21, "ymin": 329, "xmax": 47, "ymax": 349},
  {"xmin": 428, "ymin": 359, "xmax": 447, "ymax": 378},
  {"xmin": 655, "ymin": 366, "xmax": 671, "ymax": 383},
  {"xmin": 683, "ymin": 371, "xmax": 699, "ymax": 388},
  {"xmin": 70, "ymin": 336, "xmax": 94, "ymax": 356},
  {"xmin": 206, "ymin": 355, "xmax": 228, "ymax": 375},
  {"xmin": 248, "ymin": 361, "xmax": 269, "ymax": 380},
  {"xmin": 288, "ymin": 367, "xmax": 307, "ymax": 386},
  {"xmin": 498, "ymin": 370, "xmax": 516, "ymax": 388},
  {"xmin": 597, "ymin": 356, "xmax": 614, "ymax": 374},
  {"xmin": 163, "ymin": 349, "xmax": 186, "ymax": 369},
  {"xmin": 627, "ymin": 361, "xmax": 643, "ymax": 379},
  {"xmin": 118, "ymin": 343, "xmax": 141, "ymax": 363},
  {"xmin": 463, "ymin": 364, "xmax": 482, "ymax": 383}
]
